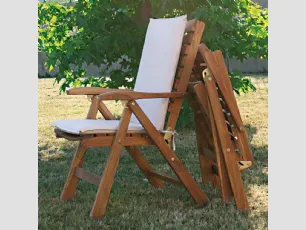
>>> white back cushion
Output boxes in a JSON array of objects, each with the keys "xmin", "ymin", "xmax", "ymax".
[{"xmin": 130, "ymin": 15, "xmax": 187, "ymax": 130}]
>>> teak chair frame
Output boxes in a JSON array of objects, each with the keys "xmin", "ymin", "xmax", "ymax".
[
  {"xmin": 55, "ymin": 19, "xmax": 208, "ymax": 218},
  {"xmin": 187, "ymin": 44, "xmax": 254, "ymax": 210}
]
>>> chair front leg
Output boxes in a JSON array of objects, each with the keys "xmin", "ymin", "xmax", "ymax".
[
  {"xmin": 98, "ymin": 100, "xmax": 165, "ymax": 188},
  {"xmin": 61, "ymin": 141, "xmax": 87, "ymax": 200},
  {"xmin": 90, "ymin": 105, "xmax": 132, "ymax": 218}
]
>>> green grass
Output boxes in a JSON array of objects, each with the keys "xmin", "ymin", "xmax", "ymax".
[{"xmin": 38, "ymin": 75, "xmax": 268, "ymax": 229}]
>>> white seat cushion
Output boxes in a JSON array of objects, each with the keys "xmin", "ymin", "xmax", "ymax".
[
  {"xmin": 130, "ymin": 15, "xmax": 187, "ymax": 130},
  {"xmin": 52, "ymin": 15, "xmax": 187, "ymax": 135},
  {"xmin": 51, "ymin": 120, "xmax": 144, "ymax": 135}
]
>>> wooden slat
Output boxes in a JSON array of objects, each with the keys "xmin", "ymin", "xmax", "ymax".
[
  {"xmin": 207, "ymin": 99, "xmax": 233, "ymax": 201},
  {"xmin": 183, "ymin": 33, "xmax": 193, "ymax": 45},
  {"xmin": 147, "ymin": 170, "xmax": 182, "ymax": 186},
  {"xmin": 205, "ymin": 77, "xmax": 249, "ymax": 210},
  {"xmin": 178, "ymin": 56, "xmax": 187, "ymax": 67},
  {"xmin": 128, "ymin": 100, "xmax": 209, "ymax": 205},
  {"xmin": 199, "ymin": 45, "xmax": 244, "ymax": 132},
  {"xmin": 185, "ymin": 19, "xmax": 197, "ymax": 32},
  {"xmin": 179, "ymin": 44, "xmax": 189, "ymax": 57},
  {"xmin": 74, "ymin": 167, "xmax": 101, "ymax": 185},
  {"xmin": 193, "ymin": 82, "xmax": 209, "ymax": 116},
  {"xmin": 213, "ymin": 51, "xmax": 254, "ymax": 163},
  {"xmin": 186, "ymin": 93, "xmax": 218, "ymax": 186},
  {"xmin": 166, "ymin": 20, "xmax": 205, "ymax": 131},
  {"xmin": 173, "ymin": 80, "xmax": 180, "ymax": 90}
]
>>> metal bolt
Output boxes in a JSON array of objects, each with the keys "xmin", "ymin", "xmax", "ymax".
[
  {"xmin": 208, "ymin": 77, "xmax": 212, "ymax": 81},
  {"xmin": 226, "ymin": 148, "xmax": 231, "ymax": 152},
  {"xmin": 118, "ymin": 139, "xmax": 121, "ymax": 144},
  {"xmin": 131, "ymin": 102, "xmax": 135, "ymax": 105},
  {"xmin": 171, "ymin": 157, "xmax": 175, "ymax": 162}
]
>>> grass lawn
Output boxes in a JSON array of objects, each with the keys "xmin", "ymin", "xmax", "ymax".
[{"xmin": 38, "ymin": 75, "xmax": 268, "ymax": 229}]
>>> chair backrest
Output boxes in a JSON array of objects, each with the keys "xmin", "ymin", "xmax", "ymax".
[{"xmin": 130, "ymin": 16, "xmax": 205, "ymax": 131}]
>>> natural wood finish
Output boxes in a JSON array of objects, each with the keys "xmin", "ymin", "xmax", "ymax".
[
  {"xmin": 186, "ymin": 87, "xmax": 218, "ymax": 187},
  {"xmin": 60, "ymin": 142, "xmax": 87, "ymax": 200},
  {"xmin": 147, "ymin": 170, "xmax": 182, "ymax": 186},
  {"xmin": 165, "ymin": 20, "xmax": 205, "ymax": 132},
  {"xmin": 67, "ymin": 87, "xmax": 132, "ymax": 95},
  {"xmin": 98, "ymin": 91, "xmax": 186, "ymax": 101},
  {"xmin": 74, "ymin": 167, "xmax": 101, "ymax": 185},
  {"xmin": 199, "ymin": 45, "xmax": 244, "ymax": 132},
  {"xmin": 207, "ymin": 96, "xmax": 233, "ymax": 201},
  {"xmin": 128, "ymin": 100, "xmax": 209, "ymax": 205},
  {"xmin": 213, "ymin": 50, "xmax": 254, "ymax": 163},
  {"xmin": 205, "ymin": 77, "xmax": 249, "ymax": 210},
  {"xmin": 56, "ymin": 19, "xmax": 210, "ymax": 219},
  {"xmin": 193, "ymin": 83, "xmax": 209, "ymax": 116},
  {"xmin": 127, "ymin": 147, "xmax": 165, "ymax": 188},
  {"xmin": 82, "ymin": 136, "xmax": 154, "ymax": 147},
  {"xmin": 183, "ymin": 33, "xmax": 193, "ymax": 45},
  {"xmin": 91, "ymin": 106, "xmax": 132, "ymax": 218},
  {"xmin": 86, "ymin": 96, "xmax": 99, "ymax": 119},
  {"xmin": 97, "ymin": 101, "xmax": 165, "ymax": 188}
]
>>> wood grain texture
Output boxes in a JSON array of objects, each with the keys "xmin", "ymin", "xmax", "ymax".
[
  {"xmin": 205, "ymin": 77, "xmax": 249, "ymax": 210},
  {"xmin": 60, "ymin": 142, "xmax": 87, "ymax": 200},
  {"xmin": 91, "ymin": 107, "xmax": 132, "ymax": 218},
  {"xmin": 97, "ymin": 101, "xmax": 165, "ymax": 188},
  {"xmin": 213, "ymin": 51, "xmax": 254, "ymax": 163},
  {"xmin": 67, "ymin": 87, "xmax": 132, "ymax": 95},
  {"xmin": 166, "ymin": 20, "xmax": 205, "ymax": 131},
  {"xmin": 98, "ymin": 91, "xmax": 186, "ymax": 101},
  {"xmin": 128, "ymin": 100, "xmax": 209, "ymax": 205}
]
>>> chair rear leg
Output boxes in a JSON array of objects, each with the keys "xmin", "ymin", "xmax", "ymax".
[
  {"xmin": 128, "ymin": 100, "xmax": 209, "ymax": 205},
  {"xmin": 127, "ymin": 147, "xmax": 165, "ymax": 188},
  {"xmin": 61, "ymin": 142, "xmax": 87, "ymax": 200}
]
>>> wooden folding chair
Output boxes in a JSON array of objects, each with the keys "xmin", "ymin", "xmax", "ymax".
[
  {"xmin": 51, "ymin": 16, "xmax": 208, "ymax": 218},
  {"xmin": 187, "ymin": 44, "xmax": 254, "ymax": 210}
]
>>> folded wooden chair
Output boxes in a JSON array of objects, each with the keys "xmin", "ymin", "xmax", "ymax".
[
  {"xmin": 51, "ymin": 16, "xmax": 209, "ymax": 218},
  {"xmin": 187, "ymin": 44, "xmax": 254, "ymax": 210}
]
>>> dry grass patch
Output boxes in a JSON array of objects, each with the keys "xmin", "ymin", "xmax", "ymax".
[{"xmin": 38, "ymin": 75, "xmax": 268, "ymax": 229}]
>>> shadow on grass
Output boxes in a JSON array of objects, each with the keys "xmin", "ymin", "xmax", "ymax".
[{"xmin": 39, "ymin": 123, "xmax": 267, "ymax": 229}]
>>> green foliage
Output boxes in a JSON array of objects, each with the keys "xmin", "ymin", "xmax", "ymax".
[{"xmin": 38, "ymin": 0, "xmax": 267, "ymax": 128}]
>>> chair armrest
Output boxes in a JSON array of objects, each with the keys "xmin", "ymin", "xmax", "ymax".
[
  {"xmin": 67, "ymin": 87, "xmax": 132, "ymax": 95},
  {"xmin": 97, "ymin": 91, "xmax": 187, "ymax": 101}
]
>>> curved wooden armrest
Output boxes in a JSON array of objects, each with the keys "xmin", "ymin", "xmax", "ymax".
[
  {"xmin": 97, "ymin": 91, "xmax": 187, "ymax": 101},
  {"xmin": 67, "ymin": 87, "xmax": 132, "ymax": 95}
]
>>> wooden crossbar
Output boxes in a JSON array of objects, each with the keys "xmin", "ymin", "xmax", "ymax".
[
  {"xmin": 147, "ymin": 170, "xmax": 182, "ymax": 186},
  {"xmin": 74, "ymin": 167, "xmax": 101, "ymax": 186}
]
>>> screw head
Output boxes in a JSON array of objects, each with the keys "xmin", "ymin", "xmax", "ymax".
[
  {"xmin": 118, "ymin": 139, "xmax": 121, "ymax": 144},
  {"xmin": 226, "ymin": 148, "xmax": 231, "ymax": 152},
  {"xmin": 208, "ymin": 77, "xmax": 212, "ymax": 81},
  {"xmin": 171, "ymin": 157, "xmax": 175, "ymax": 162},
  {"xmin": 131, "ymin": 102, "xmax": 135, "ymax": 105}
]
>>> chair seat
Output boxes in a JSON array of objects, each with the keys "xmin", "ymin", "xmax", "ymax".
[{"xmin": 51, "ymin": 119, "xmax": 145, "ymax": 135}]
